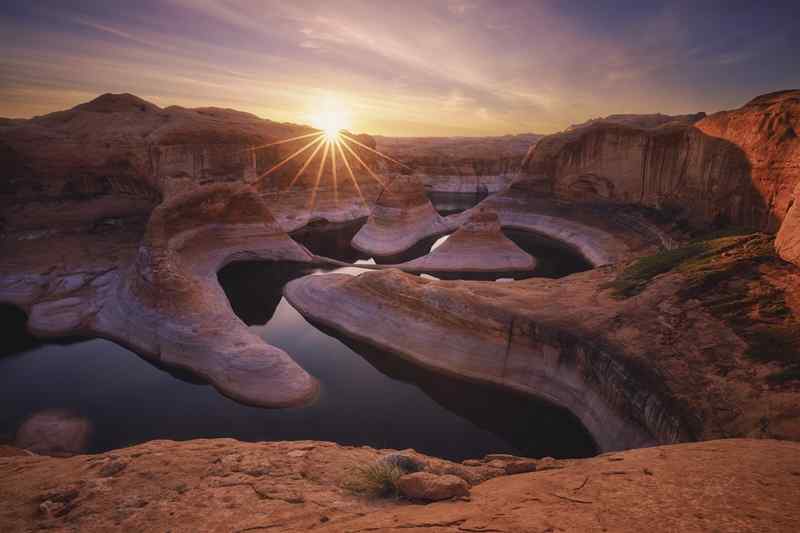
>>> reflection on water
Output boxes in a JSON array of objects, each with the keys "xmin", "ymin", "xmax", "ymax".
[
  {"xmin": 0, "ymin": 194, "xmax": 597, "ymax": 460},
  {"xmin": 0, "ymin": 298, "xmax": 595, "ymax": 460}
]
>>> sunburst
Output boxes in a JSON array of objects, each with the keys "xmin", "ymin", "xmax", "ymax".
[{"xmin": 253, "ymin": 108, "xmax": 410, "ymax": 210}]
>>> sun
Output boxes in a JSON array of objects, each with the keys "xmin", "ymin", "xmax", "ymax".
[
  {"xmin": 250, "ymin": 102, "xmax": 410, "ymax": 209},
  {"xmin": 311, "ymin": 109, "xmax": 350, "ymax": 141}
]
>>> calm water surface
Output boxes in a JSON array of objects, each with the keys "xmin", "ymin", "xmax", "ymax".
[{"xmin": 0, "ymin": 195, "xmax": 597, "ymax": 460}]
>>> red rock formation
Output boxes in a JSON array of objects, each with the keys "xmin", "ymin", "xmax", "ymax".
[
  {"xmin": 522, "ymin": 90, "xmax": 800, "ymax": 231},
  {"xmin": 376, "ymin": 133, "xmax": 542, "ymax": 193},
  {"xmin": 0, "ymin": 93, "xmax": 378, "ymax": 231},
  {"xmin": 395, "ymin": 208, "xmax": 536, "ymax": 273},
  {"xmin": 697, "ymin": 90, "xmax": 800, "ymax": 231},
  {"xmin": 4, "ymin": 437, "xmax": 796, "ymax": 532},
  {"xmin": 351, "ymin": 175, "xmax": 454, "ymax": 256},
  {"xmin": 0, "ymin": 183, "xmax": 320, "ymax": 408},
  {"xmin": 286, "ymin": 233, "xmax": 800, "ymax": 451}
]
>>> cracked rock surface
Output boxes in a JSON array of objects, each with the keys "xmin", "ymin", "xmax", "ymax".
[{"xmin": 0, "ymin": 438, "xmax": 797, "ymax": 532}]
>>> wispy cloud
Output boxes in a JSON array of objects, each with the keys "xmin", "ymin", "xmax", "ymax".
[{"xmin": 0, "ymin": 0, "xmax": 797, "ymax": 135}]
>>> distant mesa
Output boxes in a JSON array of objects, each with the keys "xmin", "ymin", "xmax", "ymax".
[{"xmin": 73, "ymin": 92, "xmax": 161, "ymax": 114}]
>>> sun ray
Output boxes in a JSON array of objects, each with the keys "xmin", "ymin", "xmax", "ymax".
[
  {"xmin": 282, "ymin": 136, "xmax": 327, "ymax": 192},
  {"xmin": 308, "ymin": 139, "xmax": 331, "ymax": 210},
  {"xmin": 245, "ymin": 131, "xmax": 324, "ymax": 152},
  {"xmin": 340, "ymin": 137, "xmax": 386, "ymax": 187},
  {"xmin": 335, "ymin": 139, "xmax": 368, "ymax": 208},
  {"xmin": 259, "ymin": 134, "xmax": 325, "ymax": 182},
  {"xmin": 330, "ymin": 137, "xmax": 338, "ymax": 205},
  {"xmin": 340, "ymin": 132, "xmax": 411, "ymax": 170}
]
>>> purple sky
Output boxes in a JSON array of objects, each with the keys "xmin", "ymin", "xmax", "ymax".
[{"xmin": 1, "ymin": 0, "xmax": 797, "ymax": 135}]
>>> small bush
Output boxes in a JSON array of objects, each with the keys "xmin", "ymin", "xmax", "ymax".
[
  {"xmin": 746, "ymin": 326, "xmax": 800, "ymax": 365},
  {"xmin": 603, "ymin": 242, "xmax": 707, "ymax": 298},
  {"xmin": 343, "ymin": 462, "xmax": 404, "ymax": 498},
  {"xmin": 605, "ymin": 233, "xmax": 800, "ymax": 379}
]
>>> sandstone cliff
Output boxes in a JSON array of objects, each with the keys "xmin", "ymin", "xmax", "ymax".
[
  {"xmin": 377, "ymin": 133, "xmax": 543, "ymax": 193},
  {"xmin": 0, "ymin": 93, "xmax": 377, "ymax": 231},
  {"xmin": 521, "ymin": 91, "xmax": 800, "ymax": 232}
]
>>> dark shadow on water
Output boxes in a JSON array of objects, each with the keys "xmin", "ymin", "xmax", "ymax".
[
  {"xmin": 218, "ymin": 261, "xmax": 316, "ymax": 326},
  {"xmin": 0, "ymin": 304, "xmax": 39, "ymax": 357},
  {"xmin": 0, "ymin": 303, "xmax": 104, "ymax": 357},
  {"xmin": 372, "ymin": 233, "xmax": 448, "ymax": 264},
  {"xmin": 290, "ymin": 219, "xmax": 370, "ymax": 263},
  {"xmin": 310, "ymin": 320, "xmax": 597, "ymax": 459},
  {"xmin": 429, "ymin": 191, "xmax": 487, "ymax": 215},
  {"xmin": 503, "ymin": 229, "xmax": 592, "ymax": 278}
]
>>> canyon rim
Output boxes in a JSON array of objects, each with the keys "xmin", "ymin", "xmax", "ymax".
[{"xmin": 2, "ymin": 1, "xmax": 800, "ymax": 532}]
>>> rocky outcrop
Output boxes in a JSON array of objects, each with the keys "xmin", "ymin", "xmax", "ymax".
[
  {"xmin": 110, "ymin": 183, "xmax": 318, "ymax": 406},
  {"xmin": 351, "ymin": 175, "xmax": 455, "ymax": 257},
  {"xmin": 286, "ymin": 234, "xmax": 800, "ymax": 451},
  {"xmin": 0, "ymin": 438, "xmax": 797, "ymax": 532},
  {"xmin": 523, "ymin": 120, "xmax": 757, "ymax": 228},
  {"xmin": 522, "ymin": 91, "xmax": 800, "ymax": 230},
  {"xmin": 0, "ymin": 183, "xmax": 320, "ymax": 407},
  {"xmin": 697, "ymin": 90, "xmax": 800, "ymax": 231},
  {"xmin": 563, "ymin": 112, "xmax": 706, "ymax": 132},
  {"xmin": 14, "ymin": 409, "xmax": 92, "ymax": 457},
  {"xmin": 392, "ymin": 208, "xmax": 535, "ymax": 273},
  {"xmin": 396, "ymin": 472, "xmax": 470, "ymax": 501},
  {"xmin": 776, "ymin": 184, "xmax": 800, "ymax": 266},
  {"xmin": 456, "ymin": 175, "xmax": 679, "ymax": 267}
]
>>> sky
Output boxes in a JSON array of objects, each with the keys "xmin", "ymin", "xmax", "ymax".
[{"xmin": 1, "ymin": 0, "xmax": 798, "ymax": 136}]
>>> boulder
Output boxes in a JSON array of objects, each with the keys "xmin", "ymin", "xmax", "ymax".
[
  {"xmin": 504, "ymin": 459, "xmax": 538, "ymax": 475},
  {"xmin": 14, "ymin": 409, "xmax": 92, "ymax": 457},
  {"xmin": 396, "ymin": 472, "xmax": 469, "ymax": 501}
]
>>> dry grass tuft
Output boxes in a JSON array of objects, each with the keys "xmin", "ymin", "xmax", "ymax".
[{"xmin": 342, "ymin": 461, "xmax": 404, "ymax": 498}]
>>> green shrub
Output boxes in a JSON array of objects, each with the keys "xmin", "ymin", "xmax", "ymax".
[{"xmin": 604, "ymin": 242, "xmax": 707, "ymax": 298}]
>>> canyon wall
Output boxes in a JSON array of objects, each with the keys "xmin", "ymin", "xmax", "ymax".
[
  {"xmin": 0, "ymin": 93, "xmax": 376, "ymax": 231},
  {"xmin": 522, "ymin": 90, "xmax": 800, "ymax": 232},
  {"xmin": 377, "ymin": 134, "xmax": 542, "ymax": 193}
]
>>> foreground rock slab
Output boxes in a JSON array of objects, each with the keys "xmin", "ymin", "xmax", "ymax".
[{"xmin": 0, "ymin": 438, "xmax": 797, "ymax": 532}]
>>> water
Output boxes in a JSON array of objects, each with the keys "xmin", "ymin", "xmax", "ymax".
[
  {"xmin": 0, "ymin": 197, "xmax": 597, "ymax": 461},
  {"xmin": 429, "ymin": 191, "xmax": 488, "ymax": 216}
]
